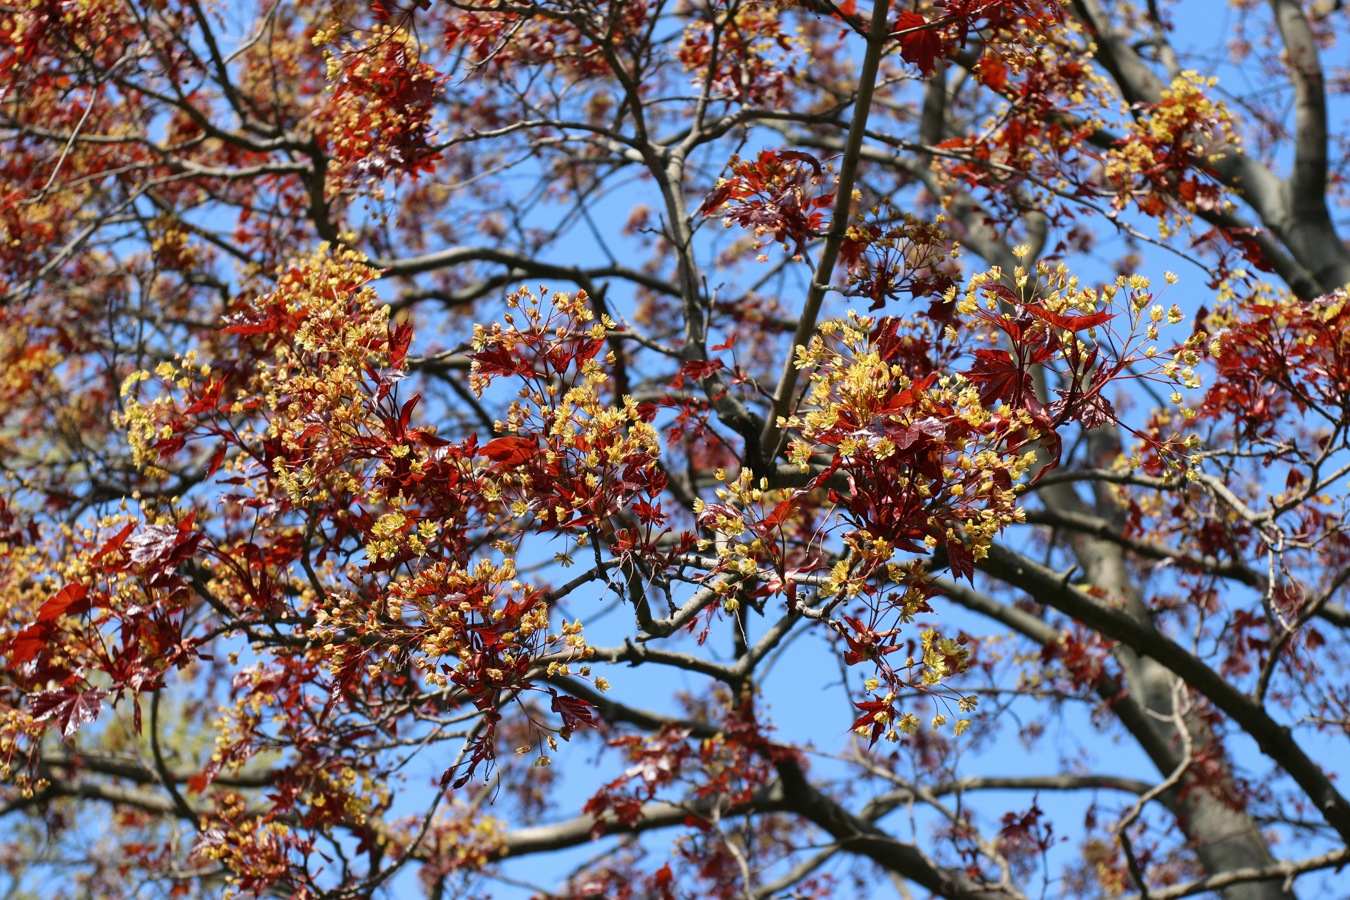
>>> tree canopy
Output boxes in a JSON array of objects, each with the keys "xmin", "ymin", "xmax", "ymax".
[{"xmin": 3, "ymin": 0, "xmax": 1350, "ymax": 897}]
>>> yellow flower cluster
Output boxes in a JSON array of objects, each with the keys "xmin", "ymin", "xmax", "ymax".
[
  {"xmin": 692, "ymin": 469, "xmax": 801, "ymax": 611},
  {"xmin": 784, "ymin": 311, "xmax": 1026, "ymax": 562},
  {"xmin": 121, "ymin": 244, "xmax": 397, "ymax": 505},
  {"xmin": 192, "ymin": 790, "xmax": 299, "ymax": 899},
  {"xmin": 1104, "ymin": 71, "xmax": 1240, "ymax": 235},
  {"xmin": 392, "ymin": 803, "xmax": 506, "ymax": 872},
  {"xmin": 470, "ymin": 287, "xmax": 661, "ymax": 546}
]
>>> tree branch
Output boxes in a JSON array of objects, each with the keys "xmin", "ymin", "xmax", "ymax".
[
  {"xmin": 759, "ymin": 0, "xmax": 893, "ymax": 462},
  {"xmin": 979, "ymin": 541, "xmax": 1350, "ymax": 846}
]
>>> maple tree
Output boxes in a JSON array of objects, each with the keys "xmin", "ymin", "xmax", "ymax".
[{"xmin": 3, "ymin": 0, "xmax": 1350, "ymax": 897}]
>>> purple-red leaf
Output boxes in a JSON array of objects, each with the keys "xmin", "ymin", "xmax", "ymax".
[
  {"xmin": 1024, "ymin": 304, "xmax": 1113, "ymax": 332},
  {"xmin": 551, "ymin": 692, "xmax": 599, "ymax": 737},
  {"xmin": 31, "ymin": 687, "xmax": 108, "ymax": 739},
  {"xmin": 481, "ymin": 436, "xmax": 537, "ymax": 472},
  {"xmin": 965, "ymin": 348, "xmax": 1033, "ymax": 408},
  {"xmin": 91, "ymin": 522, "xmax": 137, "ymax": 564},
  {"xmin": 36, "ymin": 583, "xmax": 91, "ymax": 623},
  {"xmin": 893, "ymin": 11, "xmax": 945, "ymax": 76},
  {"xmin": 3, "ymin": 625, "xmax": 50, "ymax": 667},
  {"xmin": 946, "ymin": 538, "xmax": 975, "ymax": 583}
]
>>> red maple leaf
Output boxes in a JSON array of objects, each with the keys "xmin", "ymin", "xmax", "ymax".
[
  {"xmin": 36, "ymin": 583, "xmax": 92, "ymax": 623},
  {"xmin": 964, "ymin": 348, "xmax": 1033, "ymax": 408},
  {"xmin": 893, "ymin": 11, "xmax": 945, "ymax": 75},
  {"xmin": 481, "ymin": 435, "xmax": 537, "ymax": 472},
  {"xmin": 30, "ymin": 687, "xmax": 108, "ymax": 740},
  {"xmin": 550, "ymin": 691, "xmax": 600, "ymax": 738}
]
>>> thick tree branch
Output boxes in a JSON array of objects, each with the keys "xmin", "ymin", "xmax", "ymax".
[
  {"xmin": 1269, "ymin": 0, "xmax": 1329, "ymax": 223},
  {"xmin": 759, "ymin": 0, "xmax": 893, "ymax": 462},
  {"xmin": 773, "ymin": 757, "xmax": 1020, "ymax": 900},
  {"xmin": 1124, "ymin": 848, "xmax": 1350, "ymax": 900},
  {"xmin": 979, "ymin": 541, "xmax": 1350, "ymax": 846},
  {"xmin": 374, "ymin": 246, "xmax": 679, "ymax": 298},
  {"xmin": 493, "ymin": 784, "xmax": 790, "ymax": 860}
]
